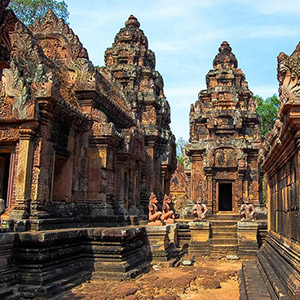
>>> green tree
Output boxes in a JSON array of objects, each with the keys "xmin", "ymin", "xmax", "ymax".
[
  {"xmin": 176, "ymin": 137, "xmax": 187, "ymax": 166},
  {"xmin": 255, "ymin": 94, "xmax": 280, "ymax": 140},
  {"xmin": 9, "ymin": 0, "xmax": 69, "ymax": 25}
]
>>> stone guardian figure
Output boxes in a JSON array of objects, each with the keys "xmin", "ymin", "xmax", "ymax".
[
  {"xmin": 239, "ymin": 198, "xmax": 255, "ymax": 221},
  {"xmin": 161, "ymin": 194, "xmax": 175, "ymax": 223},
  {"xmin": 148, "ymin": 192, "xmax": 163, "ymax": 225},
  {"xmin": 192, "ymin": 196, "xmax": 208, "ymax": 220}
]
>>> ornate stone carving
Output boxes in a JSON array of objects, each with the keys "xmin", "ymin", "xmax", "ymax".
[
  {"xmin": 148, "ymin": 192, "xmax": 163, "ymax": 225},
  {"xmin": 213, "ymin": 41, "xmax": 237, "ymax": 69},
  {"xmin": 187, "ymin": 42, "xmax": 261, "ymax": 212},
  {"xmin": 0, "ymin": 1, "xmax": 17, "ymax": 73},
  {"xmin": 277, "ymin": 44, "xmax": 300, "ymax": 108},
  {"xmin": 192, "ymin": 196, "xmax": 208, "ymax": 220},
  {"xmin": 105, "ymin": 15, "xmax": 176, "ymax": 201},
  {"xmin": 161, "ymin": 194, "xmax": 175, "ymax": 223},
  {"xmin": 30, "ymin": 10, "xmax": 88, "ymax": 61}
]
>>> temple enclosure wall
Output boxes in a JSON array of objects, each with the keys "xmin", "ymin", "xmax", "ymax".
[{"xmin": 240, "ymin": 43, "xmax": 300, "ymax": 299}]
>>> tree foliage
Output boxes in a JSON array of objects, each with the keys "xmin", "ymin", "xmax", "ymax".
[
  {"xmin": 9, "ymin": 0, "xmax": 69, "ymax": 25},
  {"xmin": 176, "ymin": 137, "xmax": 187, "ymax": 166},
  {"xmin": 255, "ymin": 94, "xmax": 280, "ymax": 140}
]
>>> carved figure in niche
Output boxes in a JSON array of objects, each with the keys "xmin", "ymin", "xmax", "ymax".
[
  {"xmin": 239, "ymin": 198, "xmax": 255, "ymax": 221},
  {"xmin": 148, "ymin": 192, "xmax": 163, "ymax": 225},
  {"xmin": 162, "ymin": 194, "xmax": 175, "ymax": 224},
  {"xmin": 192, "ymin": 196, "xmax": 208, "ymax": 220}
]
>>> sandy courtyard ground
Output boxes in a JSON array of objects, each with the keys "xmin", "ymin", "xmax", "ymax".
[{"xmin": 61, "ymin": 258, "xmax": 243, "ymax": 300}]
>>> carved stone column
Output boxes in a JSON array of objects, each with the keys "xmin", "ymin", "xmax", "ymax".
[
  {"xmin": 205, "ymin": 167, "xmax": 213, "ymax": 213},
  {"xmin": 115, "ymin": 161, "xmax": 127, "ymax": 216},
  {"xmin": 237, "ymin": 173, "xmax": 244, "ymax": 213},
  {"xmin": 30, "ymin": 98, "xmax": 56, "ymax": 221},
  {"xmin": 191, "ymin": 153, "xmax": 203, "ymax": 201},
  {"xmin": 10, "ymin": 123, "xmax": 37, "ymax": 221}
]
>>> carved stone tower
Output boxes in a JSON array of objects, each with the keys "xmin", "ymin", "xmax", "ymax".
[
  {"xmin": 187, "ymin": 41, "xmax": 261, "ymax": 214},
  {"xmin": 104, "ymin": 15, "xmax": 176, "ymax": 205}
]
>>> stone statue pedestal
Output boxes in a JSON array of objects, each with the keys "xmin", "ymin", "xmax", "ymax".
[
  {"xmin": 147, "ymin": 220, "xmax": 164, "ymax": 226},
  {"xmin": 188, "ymin": 221, "xmax": 211, "ymax": 255},
  {"xmin": 237, "ymin": 221, "xmax": 258, "ymax": 257},
  {"xmin": 182, "ymin": 201, "xmax": 194, "ymax": 219},
  {"xmin": 165, "ymin": 219, "xmax": 175, "ymax": 224},
  {"xmin": 146, "ymin": 224, "xmax": 179, "ymax": 262}
]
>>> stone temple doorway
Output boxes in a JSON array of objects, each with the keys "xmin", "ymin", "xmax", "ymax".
[{"xmin": 218, "ymin": 183, "xmax": 232, "ymax": 211}]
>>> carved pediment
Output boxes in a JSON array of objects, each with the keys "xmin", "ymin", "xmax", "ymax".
[
  {"xmin": 214, "ymin": 148, "xmax": 237, "ymax": 168},
  {"xmin": 30, "ymin": 10, "xmax": 88, "ymax": 61},
  {"xmin": 277, "ymin": 43, "xmax": 300, "ymax": 110}
]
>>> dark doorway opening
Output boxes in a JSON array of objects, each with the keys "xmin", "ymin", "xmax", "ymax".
[
  {"xmin": 219, "ymin": 183, "xmax": 232, "ymax": 211},
  {"xmin": 0, "ymin": 153, "xmax": 11, "ymax": 208}
]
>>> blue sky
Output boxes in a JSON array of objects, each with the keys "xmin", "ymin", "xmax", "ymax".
[{"xmin": 65, "ymin": 0, "xmax": 300, "ymax": 141}]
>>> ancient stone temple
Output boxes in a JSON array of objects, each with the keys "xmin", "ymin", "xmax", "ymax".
[
  {"xmin": 0, "ymin": 8, "xmax": 177, "ymax": 298},
  {"xmin": 240, "ymin": 42, "xmax": 300, "ymax": 300},
  {"xmin": 186, "ymin": 42, "xmax": 261, "ymax": 214},
  {"xmin": 0, "ymin": 12, "xmax": 176, "ymax": 227},
  {"xmin": 104, "ymin": 15, "xmax": 176, "ymax": 207}
]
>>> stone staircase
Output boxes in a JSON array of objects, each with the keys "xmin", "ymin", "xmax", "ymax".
[
  {"xmin": 239, "ymin": 260, "xmax": 273, "ymax": 300},
  {"xmin": 179, "ymin": 213, "xmax": 262, "ymax": 258},
  {"xmin": 239, "ymin": 233, "xmax": 298, "ymax": 299},
  {"xmin": 208, "ymin": 214, "xmax": 239, "ymax": 256}
]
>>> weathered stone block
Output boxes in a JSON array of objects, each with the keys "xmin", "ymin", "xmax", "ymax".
[
  {"xmin": 237, "ymin": 221, "xmax": 258, "ymax": 257},
  {"xmin": 146, "ymin": 225, "xmax": 179, "ymax": 262},
  {"xmin": 188, "ymin": 221, "xmax": 210, "ymax": 255},
  {"xmin": 189, "ymin": 221, "xmax": 210, "ymax": 242},
  {"xmin": 88, "ymin": 226, "xmax": 151, "ymax": 280},
  {"xmin": 0, "ymin": 232, "xmax": 18, "ymax": 300}
]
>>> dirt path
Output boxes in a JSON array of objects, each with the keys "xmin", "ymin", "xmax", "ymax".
[{"xmin": 62, "ymin": 258, "xmax": 242, "ymax": 300}]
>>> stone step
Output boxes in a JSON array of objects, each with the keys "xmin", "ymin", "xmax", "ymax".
[
  {"xmin": 210, "ymin": 244, "xmax": 237, "ymax": 251},
  {"xmin": 208, "ymin": 214, "xmax": 240, "ymax": 220},
  {"xmin": 210, "ymin": 249, "xmax": 237, "ymax": 256},
  {"xmin": 212, "ymin": 231, "xmax": 237, "ymax": 238},
  {"xmin": 41, "ymin": 270, "xmax": 91, "ymax": 298},
  {"xmin": 257, "ymin": 249, "xmax": 290, "ymax": 299},
  {"xmin": 210, "ymin": 238, "xmax": 237, "ymax": 245},
  {"xmin": 211, "ymin": 227, "xmax": 237, "ymax": 233},
  {"xmin": 239, "ymin": 261, "xmax": 272, "ymax": 300},
  {"xmin": 211, "ymin": 225, "xmax": 237, "ymax": 231},
  {"xmin": 210, "ymin": 220, "xmax": 238, "ymax": 226}
]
